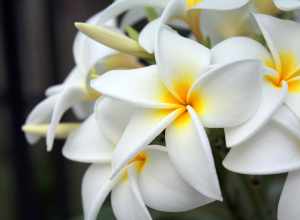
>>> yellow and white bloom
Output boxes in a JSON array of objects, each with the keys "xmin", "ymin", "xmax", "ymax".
[
  {"xmin": 63, "ymin": 98, "xmax": 212, "ymax": 220},
  {"xmin": 211, "ymin": 14, "xmax": 300, "ymax": 147},
  {"xmin": 93, "ymin": 0, "xmax": 249, "ymax": 43},
  {"xmin": 90, "ymin": 25, "xmax": 262, "ymax": 200},
  {"xmin": 22, "ymin": 13, "xmax": 141, "ymax": 151}
]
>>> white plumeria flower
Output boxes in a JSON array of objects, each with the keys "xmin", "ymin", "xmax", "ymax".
[
  {"xmin": 93, "ymin": 0, "xmax": 248, "ymax": 44},
  {"xmin": 90, "ymin": 25, "xmax": 263, "ymax": 200},
  {"xmin": 200, "ymin": 0, "xmax": 283, "ymax": 45},
  {"xmin": 211, "ymin": 14, "xmax": 300, "ymax": 147},
  {"xmin": 222, "ymin": 105, "xmax": 300, "ymax": 220},
  {"xmin": 63, "ymin": 98, "xmax": 211, "ymax": 220}
]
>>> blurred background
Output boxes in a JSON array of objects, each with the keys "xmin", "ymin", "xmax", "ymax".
[{"xmin": 0, "ymin": 1, "xmax": 287, "ymax": 220}]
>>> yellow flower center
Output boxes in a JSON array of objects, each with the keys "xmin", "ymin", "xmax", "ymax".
[
  {"xmin": 186, "ymin": 0, "xmax": 203, "ymax": 9},
  {"xmin": 128, "ymin": 152, "xmax": 147, "ymax": 172},
  {"xmin": 264, "ymin": 51, "xmax": 300, "ymax": 93}
]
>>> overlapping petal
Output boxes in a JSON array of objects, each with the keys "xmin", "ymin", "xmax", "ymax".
[
  {"xmin": 225, "ymin": 81, "xmax": 288, "ymax": 147},
  {"xmin": 188, "ymin": 60, "xmax": 262, "ymax": 128},
  {"xmin": 46, "ymin": 84, "xmax": 85, "ymax": 151},
  {"xmin": 91, "ymin": 65, "xmax": 180, "ymax": 109},
  {"xmin": 156, "ymin": 26, "xmax": 211, "ymax": 102},
  {"xmin": 111, "ymin": 166, "xmax": 151, "ymax": 220},
  {"xmin": 111, "ymin": 107, "xmax": 185, "ymax": 178},
  {"xmin": 139, "ymin": 145, "xmax": 214, "ymax": 212},
  {"xmin": 95, "ymin": 97, "xmax": 136, "ymax": 144},
  {"xmin": 211, "ymin": 37, "xmax": 272, "ymax": 64},
  {"xmin": 62, "ymin": 114, "xmax": 113, "ymax": 163},
  {"xmin": 166, "ymin": 106, "xmax": 222, "ymax": 200},
  {"xmin": 254, "ymin": 13, "xmax": 300, "ymax": 69},
  {"xmin": 223, "ymin": 106, "xmax": 300, "ymax": 175},
  {"xmin": 82, "ymin": 164, "xmax": 116, "ymax": 220},
  {"xmin": 93, "ymin": 0, "xmax": 169, "ymax": 24},
  {"xmin": 24, "ymin": 95, "xmax": 57, "ymax": 144}
]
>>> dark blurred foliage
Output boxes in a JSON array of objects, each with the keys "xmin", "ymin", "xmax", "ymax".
[{"xmin": 0, "ymin": 1, "xmax": 286, "ymax": 220}]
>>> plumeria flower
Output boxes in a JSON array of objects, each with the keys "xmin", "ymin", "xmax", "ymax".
[
  {"xmin": 200, "ymin": 0, "xmax": 283, "ymax": 45},
  {"xmin": 222, "ymin": 104, "xmax": 300, "ymax": 220},
  {"xmin": 22, "ymin": 12, "xmax": 141, "ymax": 151},
  {"xmin": 63, "ymin": 98, "xmax": 212, "ymax": 220},
  {"xmin": 92, "ymin": 0, "xmax": 248, "ymax": 43},
  {"xmin": 90, "ymin": 25, "xmax": 262, "ymax": 200},
  {"xmin": 211, "ymin": 14, "xmax": 300, "ymax": 147}
]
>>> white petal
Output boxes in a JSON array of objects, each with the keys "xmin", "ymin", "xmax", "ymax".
[
  {"xmin": 273, "ymin": 105, "xmax": 300, "ymax": 139},
  {"xmin": 46, "ymin": 85, "xmax": 85, "ymax": 151},
  {"xmin": 285, "ymin": 83, "xmax": 300, "ymax": 119},
  {"xmin": 111, "ymin": 107, "xmax": 185, "ymax": 178},
  {"xmin": 91, "ymin": 65, "xmax": 180, "ymax": 109},
  {"xmin": 82, "ymin": 164, "xmax": 115, "ymax": 220},
  {"xmin": 62, "ymin": 114, "xmax": 114, "ymax": 163},
  {"xmin": 156, "ymin": 26, "xmax": 211, "ymax": 102},
  {"xmin": 223, "ymin": 110, "xmax": 300, "ymax": 175},
  {"xmin": 189, "ymin": 60, "xmax": 262, "ymax": 128},
  {"xmin": 201, "ymin": 4, "xmax": 256, "ymax": 45},
  {"xmin": 274, "ymin": 0, "xmax": 300, "ymax": 11},
  {"xmin": 45, "ymin": 85, "xmax": 63, "ymax": 97},
  {"xmin": 254, "ymin": 13, "xmax": 300, "ymax": 68},
  {"xmin": 194, "ymin": 0, "xmax": 248, "ymax": 10},
  {"xmin": 211, "ymin": 37, "xmax": 272, "ymax": 64},
  {"xmin": 139, "ymin": 19, "xmax": 160, "ymax": 54},
  {"xmin": 160, "ymin": 0, "xmax": 185, "ymax": 25},
  {"xmin": 120, "ymin": 8, "xmax": 147, "ymax": 30},
  {"xmin": 111, "ymin": 166, "xmax": 151, "ymax": 220},
  {"xmin": 72, "ymin": 101, "xmax": 94, "ymax": 119},
  {"xmin": 93, "ymin": 0, "xmax": 169, "ymax": 24},
  {"xmin": 166, "ymin": 106, "xmax": 222, "ymax": 200},
  {"xmin": 95, "ymin": 97, "xmax": 136, "ymax": 144},
  {"xmin": 278, "ymin": 170, "xmax": 300, "ymax": 220},
  {"xmin": 24, "ymin": 95, "xmax": 57, "ymax": 144},
  {"xmin": 139, "ymin": 145, "xmax": 214, "ymax": 212},
  {"xmin": 225, "ymin": 81, "xmax": 288, "ymax": 147}
]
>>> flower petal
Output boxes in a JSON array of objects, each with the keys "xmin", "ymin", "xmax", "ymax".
[
  {"xmin": 111, "ymin": 107, "xmax": 185, "ymax": 178},
  {"xmin": 139, "ymin": 19, "xmax": 160, "ymax": 54},
  {"xmin": 111, "ymin": 166, "xmax": 151, "ymax": 220},
  {"xmin": 189, "ymin": 60, "xmax": 262, "ymax": 128},
  {"xmin": 274, "ymin": 0, "xmax": 300, "ymax": 11},
  {"xmin": 278, "ymin": 170, "xmax": 300, "ymax": 220},
  {"xmin": 225, "ymin": 81, "xmax": 288, "ymax": 147},
  {"xmin": 46, "ymin": 85, "xmax": 85, "ymax": 151},
  {"xmin": 82, "ymin": 164, "xmax": 115, "ymax": 220},
  {"xmin": 223, "ymin": 107, "xmax": 300, "ymax": 175},
  {"xmin": 95, "ymin": 97, "xmax": 136, "ymax": 144},
  {"xmin": 91, "ymin": 65, "xmax": 180, "ymax": 109},
  {"xmin": 201, "ymin": 4, "xmax": 256, "ymax": 45},
  {"xmin": 24, "ymin": 95, "xmax": 57, "ymax": 144},
  {"xmin": 285, "ymin": 77, "xmax": 300, "ymax": 119},
  {"xmin": 62, "ymin": 114, "xmax": 114, "ymax": 163},
  {"xmin": 254, "ymin": 14, "xmax": 300, "ymax": 69},
  {"xmin": 156, "ymin": 26, "xmax": 211, "ymax": 102},
  {"xmin": 166, "ymin": 106, "xmax": 222, "ymax": 200},
  {"xmin": 139, "ymin": 145, "xmax": 214, "ymax": 212},
  {"xmin": 72, "ymin": 102, "xmax": 94, "ymax": 119},
  {"xmin": 93, "ymin": 0, "xmax": 169, "ymax": 24},
  {"xmin": 211, "ymin": 37, "xmax": 272, "ymax": 64}
]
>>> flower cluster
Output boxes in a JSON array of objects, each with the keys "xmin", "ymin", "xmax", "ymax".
[{"xmin": 23, "ymin": 0, "xmax": 300, "ymax": 220}]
